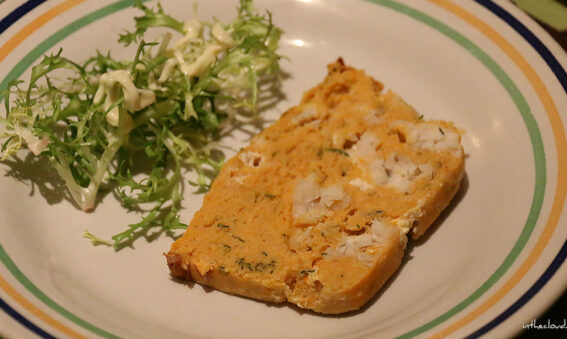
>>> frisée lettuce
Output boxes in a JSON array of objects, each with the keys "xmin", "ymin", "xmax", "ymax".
[{"xmin": 0, "ymin": 0, "xmax": 282, "ymax": 249}]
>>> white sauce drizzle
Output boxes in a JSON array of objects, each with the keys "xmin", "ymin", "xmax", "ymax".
[
  {"xmin": 158, "ymin": 20, "xmax": 235, "ymax": 82},
  {"xmin": 93, "ymin": 70, "xmax": 155, "ymax": 126},
  {"xmin": 179, "ymin": 44, "xmax": 224, "ymax": 78},
  {"xmin": 212, "ymin": 23, "xmax": 235, "ymax": 48}
]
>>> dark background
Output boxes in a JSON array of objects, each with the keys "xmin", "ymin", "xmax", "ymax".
[{"xmin": 516, "ymin": 292, "xmax": 567, "ymax": 338}]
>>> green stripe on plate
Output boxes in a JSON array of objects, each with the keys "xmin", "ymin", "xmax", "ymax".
[
  {"xmin": 0, "ymin": 1, "xmax": 148, "ymax": 338},
  {"xmin": 0, "ymin": 243, "xmax": 120, "ymax": 339},
  {"xmin": 0, "ymin": 0, "xmax": 546, "ymax": 338},
  {"xmin": 0, "ymin": 0, "xmax": 146, "ymax": 101},
  {"xmin": 363, "ymin": 1, "xmax": 545, "ymax": 338}
]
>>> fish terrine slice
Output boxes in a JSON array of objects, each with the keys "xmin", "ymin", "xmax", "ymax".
[{"xmin": 166, "ymin": 58, "xmax": 465, "ymax": 314}]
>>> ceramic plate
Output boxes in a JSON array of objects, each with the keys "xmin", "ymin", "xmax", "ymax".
[{"xmin": 0, "ymin": 0, "xmax": 566, "ymax": 338}]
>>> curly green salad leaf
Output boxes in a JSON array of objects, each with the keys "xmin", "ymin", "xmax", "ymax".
[{"xmin": 0, "ymin": 0, "xmax": 282, "ymax": 249}]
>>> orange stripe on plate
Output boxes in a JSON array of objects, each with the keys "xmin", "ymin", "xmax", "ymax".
[
  {"xmin": 427, "ymin": 0, "xmax": 567, "ymax": 338},
  {"xmin": 0, "ymin": 274, "xmax": 87, "ymax": 339},
  {"xmin": 0, "ymin": 0, "xmax": 87, "ymax": 337},
  {"xmin": 0, "ymin": 0, "xmax": 86, "ymax": 62}
]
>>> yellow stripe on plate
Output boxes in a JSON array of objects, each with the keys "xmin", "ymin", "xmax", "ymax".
[
  {"xmin": 0, "ymin": 273, "xmax": 88, "ymax": 338},
  {"xmin": 0, "ymin": 1, "xmax": 88, "ymax": 337},
  {"xmin": 427, "ymin": 0, "xmax": 567, "ymax": 337},
  {"xmin": 0, "ymin": 0, "xmax": 86, "ymax": 62}
]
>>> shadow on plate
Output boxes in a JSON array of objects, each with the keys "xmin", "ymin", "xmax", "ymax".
[
  {"xmin": 321, "ymin": 171, "xmax": 470, "ymax": 318},
  {"xmin": 0, "ymin": 152, "xmax": 125, "ymax": 210},
  {"xmin": 166, "ymin": 172, "xmax": 470, "ymax": 318}
]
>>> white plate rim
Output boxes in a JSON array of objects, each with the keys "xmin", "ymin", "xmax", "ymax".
[{"xmin": 0, "ymin": 0, "xmax": 566, "ymax": 338}]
